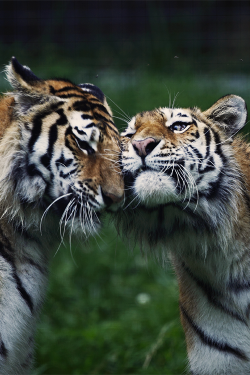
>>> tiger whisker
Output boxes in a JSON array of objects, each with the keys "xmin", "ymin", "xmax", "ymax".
[
  {"xmin": 123, "ymin": 193, "xmax": 140, "ymax": 210},
  {"xmin": 105, "ymin": 95, "xmax": 132, "ymax": 122},
  {"xmin": 179, "ymin": 164, "xmax": 199, "ymax": 211},
  {"xmin": 40, "ymin": 192, "xmax": 72, "ymax": 234},
  {"xmin": 54, "ymin": 198, "xmax": 76, "ymax": 258},
  {"xmin": 103, "ymin": 148, "xmax": 120, "ymax": 154},
  {"xmin": 79, "ymin": 193, "xmax": 86, "ymax": 235},
  {"xmin": 177, "ymin": 166, "xmax": 189, "ymax": 203},
  {"xmin": 172, "ymin": 92, "xmax": 179, "ymax": 109},
  {"xmin": 177, "ymin": 166, "xmax": 193, "ymax": 209},
  {"xmin": 59, "ymin": 198, "xmax": 76, "ymax": 243},
  {"xmin": 112, "ymin": 115, "xmax": 130, "ymax": 124},
  {"xmin": 69, "ymin": 205, "xmax": 78, "ymax": 266}
]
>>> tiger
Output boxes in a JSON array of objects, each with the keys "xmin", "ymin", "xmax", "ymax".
[
  {"xmin": 0, "ymin": 57, "xmax": 124, "ymax": 374},
  {"xmin": 118, "ymin": 94, "xmax": 250, "ymax": 374}
]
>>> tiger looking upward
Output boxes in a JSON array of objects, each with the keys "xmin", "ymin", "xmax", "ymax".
[
  {"xmin": 118, "ymin": 94, "xmax": 250, "ymax": 374},
  {"xmin": 0, "ymin": 57, "xmax": 124, "ymax": 374}
]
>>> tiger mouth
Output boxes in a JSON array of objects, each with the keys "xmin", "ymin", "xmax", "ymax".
[
  {"xmin": 137, "ymin": 163, "xmax": 182, "ymax": 176},
  {"xmin": 138, "ymin": 166, "xmax": 148, "ymax": 173}
]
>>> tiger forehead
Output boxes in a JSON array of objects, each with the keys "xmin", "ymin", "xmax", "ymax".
[
  {"xmin": 47, "ymin": 79, "xmax": 77, "ymax": 91},
  {"xmin": 160, "ymin": 108, "xmax": 193, "ymax": 124},
  {"xmin": 46, "ymin": 80, "xmax": 86, "ymax": 97},
  {"xmin": 134, "ymin": 108, "xmax": 195, "ymax": 129}
]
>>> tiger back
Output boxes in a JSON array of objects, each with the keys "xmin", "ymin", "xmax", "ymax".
[
  {"xmin": 118, "ymin": 95, "xmax": 250, "ymax": 375},
  {"xmin": 0, "ymin": 57, "xmax": 124, "ymax": 374}
]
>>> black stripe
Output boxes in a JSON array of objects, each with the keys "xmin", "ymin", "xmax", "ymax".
[
  {"xmin": 85, "ymin": 123, "xmax": 95, "ymax": 129},
  {"xmin": 204, "ymin": 172, "xmax": 223, "ymax": 199},
  {"xmin": 40, "ymin": 123, "xmax": 58, "ymax": 170},
  {"xmin": 55, "ymin": 108, "xmax": 68, "ymax": 126},
  {"xmin": 0, "ymin": 237, "xmax": 34, "ymax": 313},
  {"xmin": 188, "ymin": 145, "xmax": 203, "ymax": 164},
  {"xmin": 28, "ymin": 114, "xmax": 43, "ymax": 153},
  {"xmin": 204, "ymin": 127, "xmax": 211, "ymax": 158},
  {"xmin": 76, "ymin": 139, "xmax": 95, "ymax": 155},
  {"xmin": 0, "ymin": 226, "xmax": 14, "ymax": 251},
  {"xmin": 13, "ymin": 273, "xmax": 34, "ymax": 313},
  {"xmin": 47, "ymin": 123, "xmax": 58, "ymax": 156},
  {"xmin": 0, "ymin": 254, "xmax": 34, "ymax": 313},
  {"xmin": 92, "ymin": 111, "xmax": 110, "ymax": 123},
  {"xmin": 84, "ymin": 182, "xmax": 97, "ymax": 194},
  {"xmin": 182, "ymin": 262, "xmax": 247, "ymax": 324},
  {"xmin": 28, "ymin": 102, "xmax": 63, "ymax": 153},
  {"xmin": 57, "ymin": 94, "xmax": 86, "ymax": 99},
  {"xmin": 200, "ymin": 155, "xmax": 215, "ymax": 174},
  {"xmin": 73, "ymin": 100, "xmax": 91, "ymax": 112},
  {"xmin": 55, "ymin": 153, "xmax": 73, "ymax": 168},
  {"xmin": 59, "ymin": 168, "xmax": 77, "ymax": 179},
  {"xmin": 0, "ymin": 242, "xmax": 14, "ymax": 265},
  {"xmin": 195, "ymin": 130, "xmax": 199, "ymax": 138},
  {"xmin": 81, "ymin": 193, "xmax": 100, "ymax": 205},
  {"xmin": 73, "ymin": 100, "xmax": 118, "ymax": 135},
  {"xmin": 180, "ymin": 303, "xmax": 248, "ymax": 361},
  {"xmin": 23, "ymin": 257, "xmax": 46, "ymax": 275},
  {"xmin": 210, "ymin": 128, "xmax": 227, "ymax": 165},
  {"xmin": 192, "ymin": 118, "xmax": 198, "ymax": 127},
  {"xmin": 54, "ymin": 86, "xmax": 83, "ymax": 94},
  {"xmin": 26, "ymin": 163, "xmax": 42, "ymax": 177},
  {"xmin": 177, "ymin": 113, "xmax": 188, "ymax": 117},
  {"xmin": 229, "ymin": 278, "xmax": 250, "ymax": 293},
  {"xmin": 97, "ymin": 118, "xmax": 119, "ymax": 136},
  {"xmin": 242, "ymin": 189, "xmax": 250, "ymax": 215},
  {"xmin": 0, "ymin": 341, "xmax": 7, "ymax": 358},
  {"xmin": 91, "ymin": 102, "xmax": 110, "ymax": 116},
  {"xmin": 74, "ymin": 126, "xmax": 87, "ymax": 135},
  {"xmin": 81, "ymin": 114, "xmax": 93, "ymax": 120}
]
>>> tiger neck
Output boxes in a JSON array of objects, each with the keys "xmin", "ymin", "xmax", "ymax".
[
  {"xmin": 171, "ymin": 210, "xmax": 250, "ymax": 289},
  {"xmin": 0, "ymin": 116, "xmax": 59, "ymax": 253}
]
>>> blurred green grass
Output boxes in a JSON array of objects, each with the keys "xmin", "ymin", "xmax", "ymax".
[
  {"xmin": 34, "ymin": 223, "xmax": 186, "ymax": 375},
  {"xmin": 3, "ymin": 59, "xmax": 248, "ymax": 374}
]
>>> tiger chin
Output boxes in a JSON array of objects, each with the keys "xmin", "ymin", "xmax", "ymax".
[
  {"xmin": 0, "ymin": 57, "xmax": 124, "ymax": 374},
  {"xmin": 118, "ymin": 95, "xmax": 250, "ymax": 374}
]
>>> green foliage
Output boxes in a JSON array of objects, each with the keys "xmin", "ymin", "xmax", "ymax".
[{"xmin": 34, "ymin": 223, "xmax": 186, "ymax": 374}]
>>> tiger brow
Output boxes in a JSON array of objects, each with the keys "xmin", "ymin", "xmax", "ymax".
[
  {"xmin": 167, "ymin": 120, "xmax": 194, "ymax": 127},
  {"xmin": 53, "ymin": 86, "xmax": 84, "ymax": 94}
]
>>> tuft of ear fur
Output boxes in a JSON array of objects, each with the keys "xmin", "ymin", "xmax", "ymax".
[
  {"xmin": 203, "ymin": 94, "xmax": 247, "ymax": 137},
  {"xmin": 5, "ymin": 57, "xmax": 48, "ymax": 114},
  {"xmin": 6, "ymin": 57, "xmax": 41, "ymax": 91}
]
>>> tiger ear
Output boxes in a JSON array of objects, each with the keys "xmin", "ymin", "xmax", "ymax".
[
  {"xmin": 6, "ymin": 57, "xmax": 42, "ymax": 91},
  {"xmin": 78, "ymin": 83, "xmax": 105, "ymax": 103},
  {"xmin": 203, "ymin": 94, "xmax": 247, "ymax": 137},
  {"xmin": 6, "ymin": 57, "xmax": 46, "ymax": 114},
  {"xmin": 78, "ymin": 83, "xmax": 113, "ymax": 116}
]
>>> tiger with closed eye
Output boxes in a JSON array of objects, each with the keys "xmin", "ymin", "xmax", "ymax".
[
  {"xmin": 118, "ymin": 94, "xmax": 250, "ymax": 374},
  {"xmin": 0, "ymin": 57, "xmax": 124, "ymax": 374}
]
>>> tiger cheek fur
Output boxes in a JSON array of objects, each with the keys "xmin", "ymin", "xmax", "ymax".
[
  {"xmin": 0, "ymin": 57, "xmax": 124, "ymax": 374},
  {"xmin": 118, "ymin": 95, "xmax": 250, "ymax": 374}
]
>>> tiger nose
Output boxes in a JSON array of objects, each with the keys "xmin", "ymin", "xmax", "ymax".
[
  {"xmin": 101, "ymin": 188, "xmax": 124, "ymax": 207},
  {"xmin": 132, "ymin": 137, "xmax": 159, "ymax": 157}
]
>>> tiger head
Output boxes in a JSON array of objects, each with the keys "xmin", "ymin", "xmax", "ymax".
[
  {"xmin": 119, "ymin": 95, "xmax": 247, "ymax": 250},
  {"xmin": 2, "ymin": 57, "xmax": 124, "ymax": 237}
]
